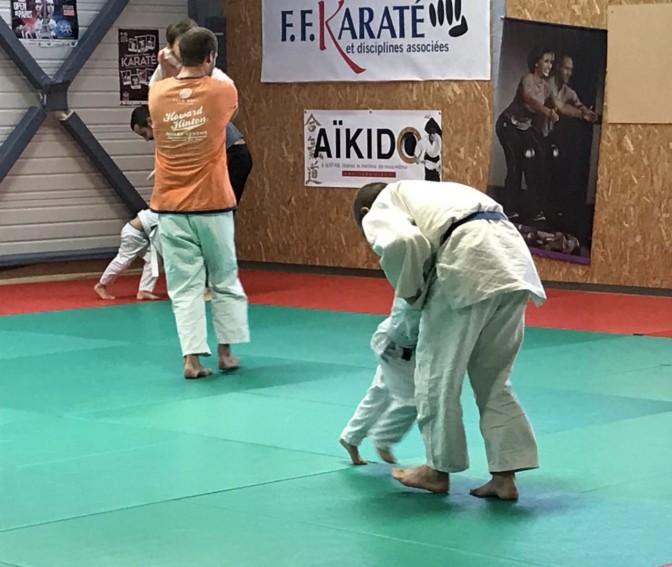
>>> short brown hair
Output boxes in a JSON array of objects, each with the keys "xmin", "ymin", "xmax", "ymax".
[
  {"xmin": 178, "ymin": 27, "xmax": 218, "ymax": 67},
  {"xmin": 130, "ymin": 105, "xmax": 150, "ymax": 130},
  {"xmin": 166, "ymin": 17, "xmax": 197, "ymax": 46},
  {"xmin": 352, "ymin": 183, "xmax": 388, "ymax": 228}
]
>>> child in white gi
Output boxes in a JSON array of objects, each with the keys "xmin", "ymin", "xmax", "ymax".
[
  {"xmin": 148, "ymin": 17, "xmax": 233, "ymax": 87},
  {"xmin": 94, "ymin": 209, "xmax": 161, "ymax": 301},
  {"xmin": 340, "ymin": 296, "xmax": 421, "ymax": 465}
]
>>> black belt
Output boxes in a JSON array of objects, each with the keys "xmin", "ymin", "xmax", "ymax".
[
  {"xmin": 382, "ymin": 341, "xmax": 415, "ymax": 362},
  {"xmin": 440, "ymin": 210, "xmax": 508, "ymax": 246}
]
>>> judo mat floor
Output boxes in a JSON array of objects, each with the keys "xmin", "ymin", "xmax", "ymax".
[{"xmin": 0, "ymin": 272, "xmax": 671, "ymax": 566}]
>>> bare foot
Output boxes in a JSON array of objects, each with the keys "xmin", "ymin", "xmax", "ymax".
[
  {"xmin": 218, "ymin": 344, "xmax": 240, "ymax": 372},
  {"xmin": 376, "ymin": 447, "xmax": 397, "ymax": 464},
  {"xmin": 94, "ymin": 283, "xmax": 115, "ymax": 300},
  {"xmin": 470, "ymin": 473, "xmax": 519, "ymax": 501},
  {"xmin": 183, "ymin": 355, "xmax": 213, "ymax": 380},
  {"xmin": 339, "ymin": 438, "xmax": 367, "ymax": 465},
  {"xmin": 204, "ymin": 288, "xmax": 212, "ymax": 302},
  {"xmin": 392, "ymin": 465, "xmax": 449, "ymax": 494},
  {"xmin": 137, "ymin": 291, "xmax": 160, "ymax": 301}
]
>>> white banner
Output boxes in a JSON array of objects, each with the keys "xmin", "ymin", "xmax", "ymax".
[
  {"xmin": 304, "ymin": 110, "xmax": 443, "ymax": 188},
  {"xmin": 262, "ymin": 0, "xmax": 490, "ymax": 82}
]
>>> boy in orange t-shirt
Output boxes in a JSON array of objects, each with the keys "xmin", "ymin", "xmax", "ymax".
[{"xmin": 149, "ymin": 27, "xmax": 249, "ymax": 379}]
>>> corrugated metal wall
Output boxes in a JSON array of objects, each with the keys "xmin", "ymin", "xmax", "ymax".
[{"xmin": 0, "ymin": 0, "xmax": 188, "ymax": 261}]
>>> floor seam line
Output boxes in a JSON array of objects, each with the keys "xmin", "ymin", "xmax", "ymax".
[{"xmin": 0, "ymin": 469, "xmax": 348, "ymax": 535}]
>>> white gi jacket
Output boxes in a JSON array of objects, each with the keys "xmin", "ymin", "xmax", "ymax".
[
  {"xmin": 362, "ymin": 181, "xmax": 546, "ymax": 310},
  {"xmin": 371, "ymin": 296, "xmax": 422, "ymax": 358}
]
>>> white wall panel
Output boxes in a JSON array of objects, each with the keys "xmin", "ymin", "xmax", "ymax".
[{"xmin": 0, "ymin": 0, "xmax": 189, "ymax": 262}]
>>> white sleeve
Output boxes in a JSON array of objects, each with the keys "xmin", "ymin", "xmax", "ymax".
[
  {"xmin": 414, "ymin": 138, "xmax": 426, "ymax": 159},
  {"xmin": 211, "ymin": 67, "xmax": 234, "ymax": 84},
  {"xmin": 145, "ymin": 210, "xmax": 159, "ymax": 229},
  {"xmin": 149, "ymin": 66, "xmax": 164, "ymax": 86},
  {"xmin": 363, "ymin": 207, "xmax": 433, "ymax": 302},
  {"xmin": 387, "ymin": 296, "xmax": 422, "ymax": 345}
]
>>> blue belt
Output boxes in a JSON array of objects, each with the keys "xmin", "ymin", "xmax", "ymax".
[{"xmin": 440, "ymin": 210, "xmax": 508, "ymax": 246}]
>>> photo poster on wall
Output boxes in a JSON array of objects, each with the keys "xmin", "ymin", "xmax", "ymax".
[
  {"xmin": 11, "ymin": 0, "xmax": 79, "ymax": 46},
  {"xmin": 304, "ymin": 110, "xmax": 443, "ymax": 188},
  {"xmin": 119, "ymin": 29, "xmax": 160, "ymax": 106},
  {"xmin": 487, "ymin": 18, "xmax": 607, "ymax": 265}
]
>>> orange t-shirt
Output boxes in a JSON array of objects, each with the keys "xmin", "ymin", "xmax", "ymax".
[{"xmin": 149, "ymin": 76, "xmax": 238, "ymax": 213}]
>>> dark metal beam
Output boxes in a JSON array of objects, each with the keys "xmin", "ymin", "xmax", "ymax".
[
  {"xmin": 53, "ymin": 0, "xmax": 131, "ymax": 84},
  {"xmin": 1, "ymin": 0, "xmax": 147, "ymax": 218},
  {"xmin": 0, "ymin": 17, "xmax": 51, "ymax": 90},
  {"xmin": 42, "ymin": 81, "xmax": 70, "ymax": 112},
  {"xmin": 60, "ymin": 111, "xmax": 147, "ymax": 215},
  {"xmin": 0, "ymin": 107, "xmax": 48, "ymax": 183}
]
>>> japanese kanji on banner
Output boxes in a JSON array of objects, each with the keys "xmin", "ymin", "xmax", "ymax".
[
  {"xmin": 263, "ymin": 0, "xmax": 490, "ymax": 82},
  {"xmin": 304, "ymin": 110, "xmax": 443, "ymax": 188}
]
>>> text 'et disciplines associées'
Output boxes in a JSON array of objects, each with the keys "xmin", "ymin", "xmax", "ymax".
[{"xmin": 347, "ymin": 40, "xmax": 450, "ymax": 56}]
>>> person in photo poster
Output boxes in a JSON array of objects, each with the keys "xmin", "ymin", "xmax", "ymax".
[
  {"xmin": 44, "ymin": 0, "xmax": 62, "ymax": 39},
  {"xmin": 489, "ymin": 20, "xmax": 606, "ymax": 263},
  {"xmin": 34, "ymin": 1, "xmax": 45, "ymax": 38},
  {"xmin": 495, "ymin": 47, "xmax": 558, "ymax": 225},
  {"xmin": 414, "ymin": 117, "xmax": 442, "ymax": 182},
  {"xmin": 32, "ymin": 0, "xmax": 53, "ymax": 38},
  {"xmin": 37, "ymin": 0, "xmax": 77, "ymax": 41},
  {"xmin": 549, "ymin": 55, "xmax": 599, "ymax": 126},
  {"xmin": 541, "ymin": 54, "xmax": 601, "ymax": 247},
  {"xmin": 46, "ymin": 0, "xmax": 57, "ymax": 37}
]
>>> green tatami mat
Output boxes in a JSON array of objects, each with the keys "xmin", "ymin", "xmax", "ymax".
[
  {"xmin": 0, "ymin": 499, "xmax": 529, "ymax": 567},
  {"xmin": 0, "ymin": 302, "xmax": 670, "ymax": 566},
  {"xmin": 0, "ymin": 435, "xmax": 347, "ymax": 531},
  {"xmin": 188, "ymin": 466, "xmax": 672, "ymax": 567}
]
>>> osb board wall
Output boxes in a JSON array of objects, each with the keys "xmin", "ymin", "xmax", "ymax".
[{"xmin": 226, "ymin": 0, "xmax": 672, "ymax": 289}]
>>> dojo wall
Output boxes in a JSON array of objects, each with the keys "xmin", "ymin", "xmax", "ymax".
[
  {"xmin": 227, "ymin": 0, "xmax": 672, "ymax": 290},
  {"xmin": 0, "ymin": 0, "xmax": 188, "ymax": 262}
]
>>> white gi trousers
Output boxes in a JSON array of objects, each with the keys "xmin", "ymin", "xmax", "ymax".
[
  {"xmin": 159, "ymin": 212, "xmax": 249, "ymax": 357},
  {"xmin": 340, "ymin": 327, "xmax": 417, "ymax": 450},
  {"xmin": 100, "ymin": 223, "xmax": 157, "ymax": 292},
  {"xmin": 415, "ymin": 288, "xmax": 538, "ymax": 474}
]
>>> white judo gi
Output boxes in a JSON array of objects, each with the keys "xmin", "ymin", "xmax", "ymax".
[
  {"xmin": 159, "ymin": 213, "xmax": 249, "ymax": 357},
  {"xmin": 362, "ymin": 180, "xmax": 546, "ymax": 474},
  {"xmin": 99, "ymin": 209, "xmax": 160, "ymax": 293},
  {"xmin": 340, "ymin": 297, "xmax": 421, "ymax": 451}
]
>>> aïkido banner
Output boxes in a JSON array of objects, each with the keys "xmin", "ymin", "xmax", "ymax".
[
  {"xmin": 304, "ymin": 110, "xmax": 443, "ymax": 188},
  {"xmin": 263, "ymin": 0, "xmax": 490, "ymax": 82}
]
